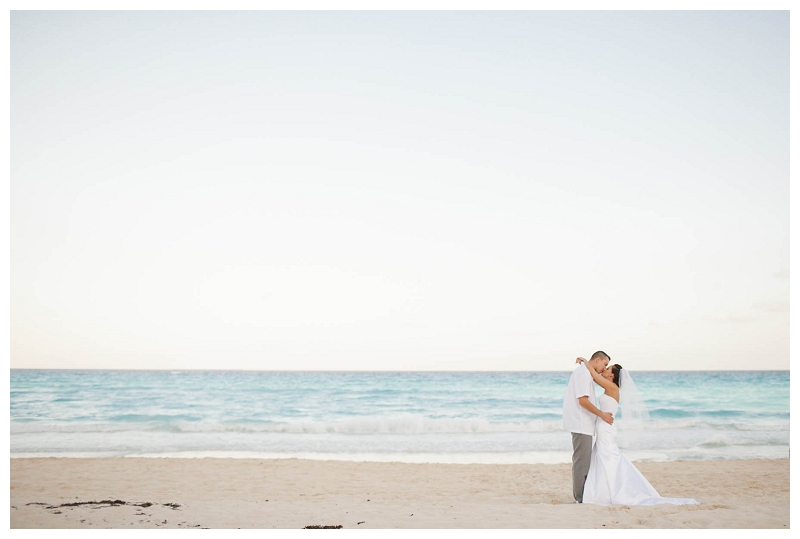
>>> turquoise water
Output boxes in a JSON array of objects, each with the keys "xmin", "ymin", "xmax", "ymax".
[{"xmin": 10, "ymin": 370, "xmax": 789, "ymax": 463}]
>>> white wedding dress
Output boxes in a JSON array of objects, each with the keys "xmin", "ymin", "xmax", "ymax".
[{"xmin": 582, "ymin": 394, "xmax": 699, "ymax": 506}]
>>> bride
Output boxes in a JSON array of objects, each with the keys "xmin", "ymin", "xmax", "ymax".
[{"xmin": 576, "ymin": 357, "xmax": 699, "ymax": 506}]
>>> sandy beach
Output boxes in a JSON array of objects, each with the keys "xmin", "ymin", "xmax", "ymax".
[{"xmin": 9, "ymin": 457, "xmax": 788, "ymax": 529}]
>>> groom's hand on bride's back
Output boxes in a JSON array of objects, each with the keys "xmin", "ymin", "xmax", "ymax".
[{"xmin": 577, "ymin": 396, "xmax": 613, "ymax": 425}]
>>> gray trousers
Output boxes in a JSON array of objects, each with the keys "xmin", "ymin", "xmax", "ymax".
[{"xmin": 571, "ymin": 432, "xmax": 592, "ymax": 503}]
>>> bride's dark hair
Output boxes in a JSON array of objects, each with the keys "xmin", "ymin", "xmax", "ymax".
[{"xmin": 611, "ymin": 364, "xmax": 623, "ymax": 387}]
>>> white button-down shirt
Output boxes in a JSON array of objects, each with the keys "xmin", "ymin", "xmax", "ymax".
[{"xmin": 562, "ymin": 363, "xmax": 597, "ymax": 435}]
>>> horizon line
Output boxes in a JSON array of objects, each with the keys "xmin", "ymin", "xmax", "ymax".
[{"xmin": 8, "ymin": 367, "xmax": 790, "ymax": 373}]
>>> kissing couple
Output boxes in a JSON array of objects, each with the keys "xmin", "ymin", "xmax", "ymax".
[{"xmin": 562, "ymin": 351, "xmax": 698, "ymax": 506}]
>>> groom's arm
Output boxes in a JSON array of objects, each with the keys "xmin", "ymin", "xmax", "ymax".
[{"xmin": 578, "ymin": 396, "xmax": 614, "ymax": 425}]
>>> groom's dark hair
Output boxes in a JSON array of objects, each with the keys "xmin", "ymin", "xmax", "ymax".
[{"xmin": 590, "ymin": 351, "xmax": 610, "ymax": 362}]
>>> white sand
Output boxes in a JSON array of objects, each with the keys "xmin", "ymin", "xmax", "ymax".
[{"xmin": 10, "ymin": 457, "xmax": 789, "ymax": 529}]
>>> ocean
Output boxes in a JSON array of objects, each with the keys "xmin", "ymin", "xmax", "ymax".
[{"xmin": 9, "ymin": 369, "xmax": 789, "ymax": 464}]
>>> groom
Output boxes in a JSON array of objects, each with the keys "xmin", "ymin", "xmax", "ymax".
[{"xmin": 562, "ymin": 350, "xmax": 614, "ymax": 503}]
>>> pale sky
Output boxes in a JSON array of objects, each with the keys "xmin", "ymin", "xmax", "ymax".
[{"xmin": 10, "ymin": 10, "xmax": 789, "ymax": 371}]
